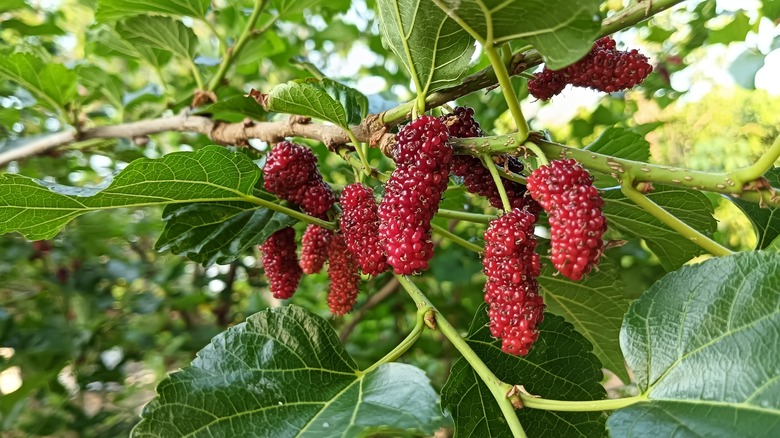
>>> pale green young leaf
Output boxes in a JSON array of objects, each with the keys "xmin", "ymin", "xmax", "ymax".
[
  {"xmin": 96, "ymin": 0, "xmax": 210, "ymax": 21},
  {"xmin": 118, "ymin": 16, "xmax": 198, "ymax": 62},
  {"xmin": 0, "ymin": 53, "xmax": 76, "ymax": 112},
  {"xmin": 263, "ymin": 78, "xmax": 368, "ymax": 128}
]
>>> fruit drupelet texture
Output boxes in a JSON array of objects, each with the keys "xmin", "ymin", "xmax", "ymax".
[
  {"xmin": 327, "ymin": 232, "xmax": 361, "ymax": 315},
  {"xmin": 378, "ymin": 115, "xmax": 452, "ymax": 275},
  {"xmin": 340, "ymin": 183, "xmax": 388, "ymax": 276},
  {"xmin": 259, "ymin": 227, "xmax": 303, "ymax": 299},
  {"xmin": 483, "ymin": 208, "xmax": 544, "ymax": 356},
  {"xmin": 526, "ymin": 159, "xmax": 606, "ymax": 281},
  {"xmin": 299, "ymin": 225, "xmax": 333, "ymax": 274},
  {"xmin": 528, "ymin": 36, "xmax": 653, "ymax": 100}
]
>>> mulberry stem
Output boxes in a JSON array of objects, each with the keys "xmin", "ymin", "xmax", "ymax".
[
  {"xmin": 482, "ymin": 154, "xmax": 512, "ymax": 212},
  {"xmin": 361, "ymin": 305, "xmax": 432, "ymax": 375}
]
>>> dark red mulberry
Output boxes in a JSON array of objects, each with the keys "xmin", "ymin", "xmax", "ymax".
[
  {"xmin": 340, "ymin": 183, "xmax": 388, "ymax": 276},
  {"xmin": 327, "ymin": 233, "xmax": 361, "ymax": 315},
  {"xmin": 442, "ymin": 107, "xmax": 539, "ymax": 214},
  {"xmin": 263, "ymin": 140, "xmax": 335, "ymax": 218},
  {"xmin": 526, "ymin": 159, "xmax": 606, "ymax": 281},
  {"xmin": 259, "ymin": 227, "xmax": 302, "ymax": 299},
  {"xmin": 299, "ymin": 225, "xmax": 333, "ymax": 274},
  {"xmin": 483, "ymin": 208, "xmax": 544, "ymax": 356},
  {"xmin": 379, "ymin": 116, "xmax": 452, "ymax": 275},
  {"xmin": 528, "ymin": 36, "xmax": 652, "ymax": 100}
]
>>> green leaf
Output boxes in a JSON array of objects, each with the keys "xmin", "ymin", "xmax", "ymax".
[
  {"xmin": 263, "ymin": 78, "xmax": 368, "ymax": 128},
  {"xmin": 431, "ymin": 0, "xmax": 601, "ymax": 70},
  {"xmin": 0, "ymin": 0, "xmax": 26, "ymax": 13},
  {"xmin": 602, "ymin": 186, "xmax": 717, "ymax": 271},
  {"xmin": 194, "ymin": 95, "xmax": 268, "ymax": 122},
  {"xmin": 539, "ymin": 253, "xmax": 631, "ymax": 383},
  {"xmin": 0, "ymin": 146, "xmax": 265, "ymax": 240},
  {"xmin": 764, "ymin": 0, "xmax": 780, "ymax": 20},
  {"xmin": 96, "ymin": 0, "xmax": 210, "ymax": 21},
  {"xmin": 609, "ymin": 251, "xmax": 780, "ymax": 437},
  {"xmin": 376, "ymin": 0, "xmax": 475, "ymax": 96},
  {"xmin": 132, "ymin": 305, "xmax": 444, "ymax": 437},
  {"xmin": 586, "ymin": 127, "xmax": 650, "ymax": 163},
  {"xmin": 89, "ymin": 25, "xmax": 173, "ymax": 70},
  {"xmin": 156, "ymin": 202, "xmax": 297, "ymax": 265},
  {"xmin": 118, "ymin": 16, "xmax": 198, "ymax": 62},
  {"xmin": 441, "ymin": 308, "xmax": 607, "ymax": 438},
  {"xmin": 76, "ymin": 65, "xmax": 125, "ymax": 108},
  {"xmin": 730, "ymin": 168, "xmax": 780, "ymax": 249},
  {"xmin": 270, "ymin": 0, "xmax": 325, "ymax": 17},
  {"xmin": 0, "ymin": 53, "xmax": 76, "ymax": 112}
]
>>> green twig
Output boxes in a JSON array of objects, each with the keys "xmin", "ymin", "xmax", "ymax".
[
  {"xmin": 201, "ymin": 18, "xmax": 227, "ymax": 56},
  {"xmin": 431, "ymin": 224, "xmax": 483, "ymax": 253},
  {"xmin": 620, "ymin": 180, "xmax": 732, "ymax": 257},
  {"xmin": 188, "ymin": 60, "xmax": 205, "ymax": 90},
  {"xmin": 362, "ymin": 305, "xmax": 432, "ymax": 375},
  {"xmin": 483, "ymin": 44, "xmax": 530, "ymax": 143},
  {"xmin": 437, "ymin": 209, "xmax": 495, "ymax": 224},
  {"xmin": 521, "ymin": 393, "xmax": 647, "ymax": 412},
  {"xmin": 244, "ymin": 195, "xmax": 336, "ymax": 229},
  {"xmin": 728, "ymin": 136, "xmax": 780, "ymax": 185},
  {"xmin": 207, "ymin": 0, "xmax": 270, "ymax": 92},
  {"xmin": 482, "ymin": 154, "xmax": 512, "ymax": 211},
  {"xmin": 394, "ymin": 275, "xmax": 528, "ymax": 438},
  {"xmin": 345, "ymin": 130, "xmax": 372, "ymax": 177}
]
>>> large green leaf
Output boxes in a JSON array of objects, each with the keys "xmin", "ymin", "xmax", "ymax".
[
  {"xmin": 263, "ymin": 79, "xmax": 368, "ymax": 128},
  {"xmin": 602, "ymin": 186, "xmax": 717, "ymax": 271},
  {"xmin": 431, "ymin": 0, "xmax": 601, "ymax": 69},
  {"xmin": 132, "ymin": 305, "xmax": 445, "ymax": 437},
  {"xmin": 539, "ymin": 254, "xmax": 631, "ymax": 383},
  {"xmin": 376, "ymin": 0, "xmax": 475, "ymax": 96},
  {"xmin": 586, "ymin": 127, "xmax": 650, "ymax": 163},
  {"xmin": 0, "ymin": 0, "xmax": 26, "ymax": 13},
  {"xmin": 0, "ymin": 146, "xmax": 267, "ymax": 240},
  {"xmin": 118, "ymin": 16, "xmax": 198, "ymax": 62},
  {"xmin": 0, "ymin": 53, "xmax": 76, "ymax": 112},
  {"xmin": 96, "ymin": 0, "xmax": 210, "ymax": 21},
  {"xmin": 89, "ymin": 25, "xmax": 173, "ymax": 70},
  {"xmin": 441, "ymin": 308, "xmax": 607, "ymax": 437},
  {"xmin": 730, "ymin": 168, "xmax": 780, "ymax": 249},
  {"xmin": 609, "ymin": 251, "xmax": 780, "ymax": 437},
  {"xmin": 156, "ymin": 202, "xmax": 297, "ymax": 265}
]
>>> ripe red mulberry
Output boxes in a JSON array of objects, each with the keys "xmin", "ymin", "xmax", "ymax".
[
  {"xmin": 259, "ymin": 227, "xmax": 302, "ymax": 299},
  {"xmin": 483, "ymin": 209, "xmax": 544, "ymax": 356},
  {"xmin": 526, "ymin": 159, "xmax": 606, "ymax": 281},
  {"xmin": 327, "ymin": 233, "xmax": 361, "ymax": 315},
  {"xmin": 263, "ymin": 140, "xmax": 335, "ymax": 218},
  {"xmin": 340, "ymin": 183, "xmax": 388, "ymax": 276},
  {"xmin": 379, "ymin": 116, "xmax": 452, "ymax": 274},
  {"xmin": 442, "ymin": 107, "xmax": 539, "ymax": 214},
  {"xmin": 299, "ymin": 225, "xmax": 333, "ymax": 274},
  {"xmin": 528, "ymin": 36, "xmax": 652, "ymax": 100}
]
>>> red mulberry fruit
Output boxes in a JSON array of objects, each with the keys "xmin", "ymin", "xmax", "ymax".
[
  {"xmin": 379, "ymin": 116, "xmax": 452, "ymax": 275},
  {"xmin": 263, "ymin": 140, "xmax": 335, "ymax": 218},
  {"xmin": 340, "ymin": 183, "xmax": 388, "ymax": 276},
  {"xmin": 526, "ymin": 159, "xmax": 606, "ymax": 281},
  {"xmin": 259, "ymin": 227, "xmax": 302, "ymax": 299},
  {"xmin": 327, "ymin": 233, "xmax": 361, "ymax": 315},
  {"xmin": 528, "ymin": 36, "xmax": 652, "ymax": 100},
  {"xmin": 299, "ymin": 225, "xmax": 333, "ymax": 274},
  {"xmin": 483, "ymin": 208, "xmax": 544, "ymax": 356},
  {"xmin": 440, "ymin": 106, "xmax": 482, "ymax": 138}
]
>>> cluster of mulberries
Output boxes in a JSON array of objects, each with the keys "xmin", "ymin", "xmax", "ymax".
[
  {"xmin": 526, "ymin": 159, "xmax": 606, "ymax": 281},
  {"xmin": 483, "ymin": 209, "xmax": 545, "ymax": 356},
  {"xmin": 259, "ymin": 227, "xmax": 302, "ymax": 299},
  {"xmin": 340, "ymin": 183, "xmax": 388, "ymax": 276},
  {"xmin": 378, "ymin": 115, "xmax": 452, "ymax": 274},
  {"xmin": 326, "ymin": 233, "xmax": 361, "ymax": 315},
  {"xmin": 299, "ymin": 225, "xmax": 333, "ymax": 274},
  {"xmin": 263, "ymin": 141, "xmax": 335, "ymax": 218},
  {"xmin": 443, "ymin": 107, "xmax": 539, "ymax": 214},
  {"xmin": 528, "ymin": 36, "xmax": 653, "ymax": 100}
]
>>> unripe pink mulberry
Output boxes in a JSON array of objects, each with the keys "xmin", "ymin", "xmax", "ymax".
[
  {"xmin": 259, "ymin": 227, "xmax": 302, "ymax": 299},
  {"xmin": 378, "ymin": 116, "xmax": 452, "ymax": 275},
  {"xmin": 299, "ymin": 225, "xmax": 333, "ymax": 274},
  {"xmin": 340, "ymin": 183, "xmax": 388, "ymax": 276},
  {"xmin": 483, "ymin": 209, "xmax": 544, "ymax": 356},
  {"xmin": 263, "ymin": 140, "xmax": 335, "ymax": 218},
  {"xmin": 528, "ymin": 36, "xmax": 652, "ymax": 100},
  {"xmin": 526, "ymin": 159, "xmax": 606, "ymax": 281},
  {"xmin": 327, "ymin": 233, "xmax": 361, "ymax": 315}
]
